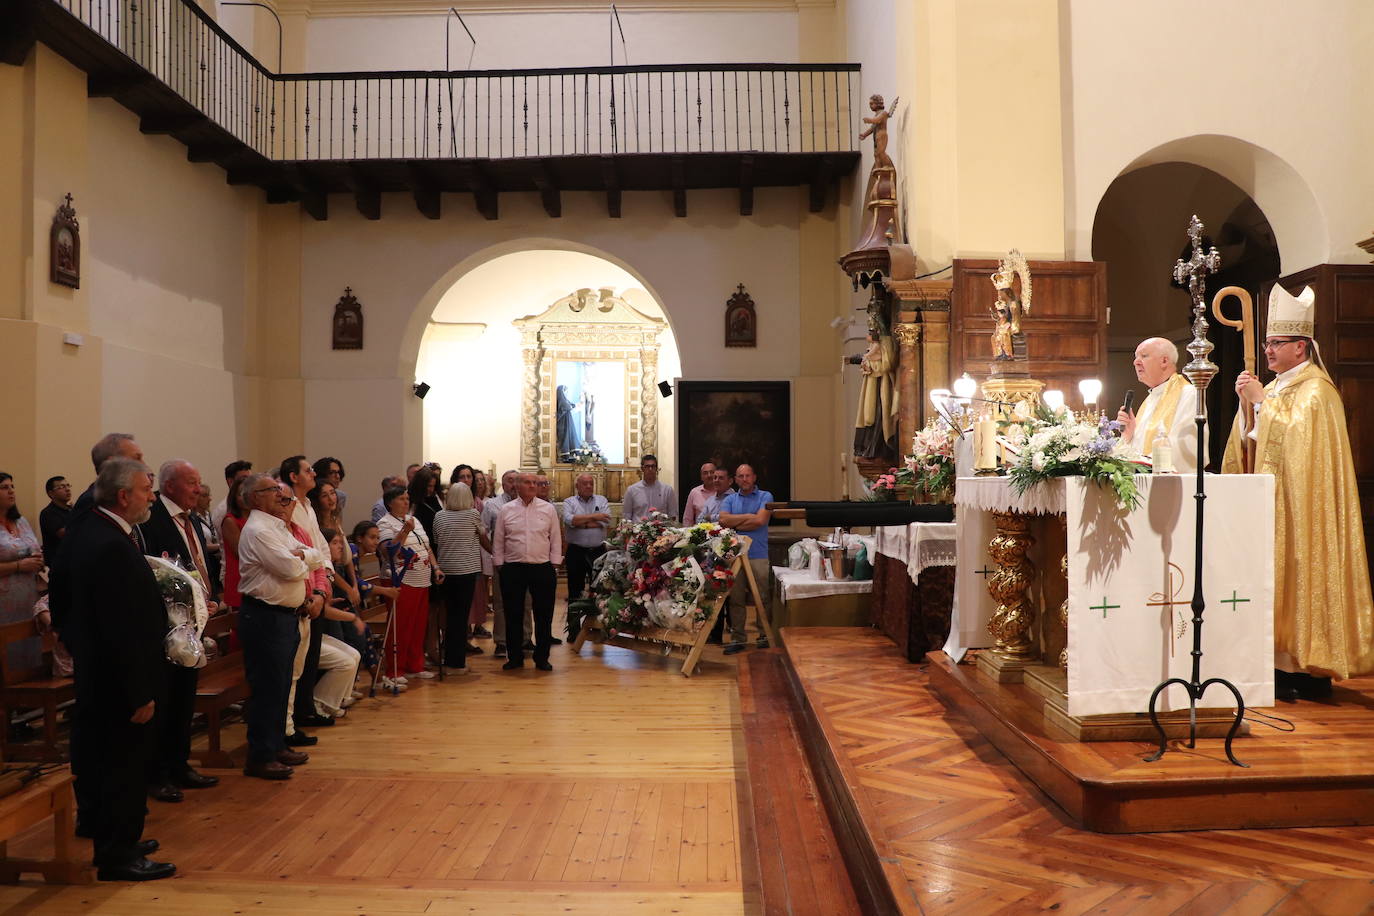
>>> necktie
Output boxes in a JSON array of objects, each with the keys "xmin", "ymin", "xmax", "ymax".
[{"xmin": 179, "ymin": 512, "xmax": 211, "ymax": 591}]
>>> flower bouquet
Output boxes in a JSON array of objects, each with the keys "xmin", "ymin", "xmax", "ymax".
[
  {"xmin": 148, "ymin": 554, "xmax": 209, "ymax": 668},
  {"xmin": 567, "ymin": 446, "xmax": 605, "ymax": 467},
  {"xmin": 1001, "ymin": 409, "xmax": 1146, "ymax": 510},
  {"xmin": 904, "ymin": 421, "xmax": 957, "ymax": 502},
  {"xmin": 585, "ymin": 515, "xmax": 743, "ymax": 635}
]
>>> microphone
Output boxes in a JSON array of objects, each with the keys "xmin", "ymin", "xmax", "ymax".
[{"xmin": 1121, "ymin": 389, "xmax": 1136, "ymax": 416}]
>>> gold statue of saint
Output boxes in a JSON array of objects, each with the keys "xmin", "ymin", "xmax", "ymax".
[{"xmin": 989, "ymin": 251, "xmax": 1031, "ymax": 362}]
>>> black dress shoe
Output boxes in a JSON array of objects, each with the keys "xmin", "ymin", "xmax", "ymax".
[
  {"xmin": 175, "ymin": 768, "xmax": 220, "ymax": 789},
  {"xmin": 284, "ymin": 731, "xmax": 317, "ymax": 747},
  {"xmin": 148, "ymin": 782, "xmax": 183, "ymax": 804},
  {"xmin": 549, "ymin": 637, "xmax": 563, "ymax": 646},
  {"xmin": 535, "ymin": 661, "xmax": 553, "ymax": 671},
  {"xmin": 97, "ymin": 856, "xmax": 177, "ymax": 882},
  {"xmin": 466, "ymin": 642, "xmax": 484, "ymax": 655},
  {"xmin": 299, "ymin": 714, "xmax": 335, "ymax": 728},
  {"xmin": 502, "ymin": 660, "xmax": 525, "ymax": 670},
  {"xmin": 277, "ymin": 749, "xmax": 309, "ymax": 766},
  {"xmin": 522, "ymin": 640, "xmax": 536, "ymax": 650},
  {"xmin": 243, "ymin": 760, "xmax": 293, "ymax": 780},
  {"xmin": 138, "ymin": 839, "xmax": 160, "ymax": 856}
]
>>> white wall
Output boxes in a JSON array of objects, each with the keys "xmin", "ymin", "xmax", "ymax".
[
  {"xmin": 298, "ymin": 187, "xmax": 807, "ymax": 526},
  {"xmin": 83, "ymin": 98, "xmax": 252, "ymax": 481},
  {"xmin": 415, "ymin": 249, "xmax": 681, "ymax": 479},
  {"xmin": 1065, "ymin": 0, "xmax": 1374, "ymax": 273},
  {"xmin": 303, "ymin": 10, "xmax": 800, "ymax": 73}
]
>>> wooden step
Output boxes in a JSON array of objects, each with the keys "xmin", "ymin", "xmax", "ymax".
[{"xmin": 738, "ymin": 650, "xmax": 862, "ymax": 916}]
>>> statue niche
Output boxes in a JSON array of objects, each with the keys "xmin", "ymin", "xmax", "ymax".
[{"xmin": 513, "ymin": 287, "xmax": 666, "ymax": 498}]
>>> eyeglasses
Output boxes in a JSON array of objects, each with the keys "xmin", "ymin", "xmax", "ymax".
[{"xmin": 1263, "ymin": 338, "xmax": 1303, "ymax": 351}]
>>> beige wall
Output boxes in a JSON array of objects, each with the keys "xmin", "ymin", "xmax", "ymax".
[
  {"xmin": 296, "ymin": 187, "xmax": 842, "ymax": 527},
  {"xmin": 1065, "ymin": 0, "xmax": 1374, "ymax": 273}
]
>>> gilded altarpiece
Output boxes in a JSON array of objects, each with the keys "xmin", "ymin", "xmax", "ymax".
[{"xmin": 513, "ymin": 288, "xmax": 667, "ymax": 500}]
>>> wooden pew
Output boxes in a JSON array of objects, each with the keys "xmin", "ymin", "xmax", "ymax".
[
  {"xmin": 0, "ymin": 768, "xmax": 90, "ymax": 884},
  {"xmin": 192, "ymin": 610, "xmax": 249, "ymax": 769},
  {"xmin": 0, "ymin": 621, "xmax": 75, "ymax": 763}
]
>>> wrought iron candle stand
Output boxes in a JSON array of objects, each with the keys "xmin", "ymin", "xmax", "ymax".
[{"xmin": 1143, "ymin": 215, "xmax": 1248, "ymax": 768}]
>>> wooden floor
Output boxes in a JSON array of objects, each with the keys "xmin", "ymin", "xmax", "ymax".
[
  {"xmin": 784, "ymin": 628, "xmax": 1374, "ymax": 915},
  {"xmin": 0, "ymin": 626, "xmax": 752, "ymax": 914}
]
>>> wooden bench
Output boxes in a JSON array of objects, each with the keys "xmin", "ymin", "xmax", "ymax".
[
  {"xmin": 192, "ymin": 610, "xmax": 249, "ymax": 769},
  {"xmin": 0, "ymin": 767, "xmax": 90, "ymax": 884},
  {"xmin": 0, "ymin": 620, "xmax": 75, "ymax": 763}
]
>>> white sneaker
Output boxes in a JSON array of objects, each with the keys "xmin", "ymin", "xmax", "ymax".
[
  {"xmin": 339, "ymin": 696, "xmax": 356, "ymax": 709},
  {"xmin": 392, "ymin": 675, "xmax": 408, "ymax": 685},
  {"xmin": 379, "ymin": 676, "xmax": 408, "ymax": 691},
  {"xmin": 409, "ymin": 670, "xmax": 437, "ymax": 679}
]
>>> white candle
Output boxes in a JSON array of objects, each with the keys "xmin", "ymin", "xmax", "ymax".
[{"xmin": 975, "ymin": 419, "xmax": 998, "ymax": 469}]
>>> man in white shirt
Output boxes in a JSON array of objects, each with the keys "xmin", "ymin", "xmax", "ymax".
[
  {"xmin": 482, "ymin": 469, "xmax": 529, "ymax": 657},
  {"xmin": 1117, "ymin": 337, "xmax": 1198, "ymax": 472},
  {"xmin": 622, "ymin": 454, "xmax": 677, "ymax": 521},
  {"xmin": 681, "ymin": 461, "xmax": 717, "ymax": 525},
  {"xmin": 236, "ymin": 473, "xmax": 325, "ymax": 780},
  {"xmin": 562, "ymin": 473, "xmax": 611, "ymax": 638},
  {"xmin": 494, "ymin": 473, "xmax": 562, "ymax": 671}
]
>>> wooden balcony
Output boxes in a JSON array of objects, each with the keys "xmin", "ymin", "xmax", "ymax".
[{"xmin": 6, "ymin": 0, "xmax": 861, "ymax": 220}]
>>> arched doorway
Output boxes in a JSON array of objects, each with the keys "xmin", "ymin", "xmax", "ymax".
[
  {"xmin": 1092, "ymin": 162, "xmax": 1280, "ymax": 467},
  {"xmin": 414, "ymin": 248, "xmax": 682, "ymax": 487}
]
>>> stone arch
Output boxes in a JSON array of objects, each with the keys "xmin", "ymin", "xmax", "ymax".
[
  {"xmin": 1111, "ymin": 133, "xmax": 1328, "ymax": 275},
  {"xmin": 403, "ymin": 240, "xmax": 681, "ymax": 478},
  {"xmin": 397, "ymin": 237, "xmax": 677, "ymax": 379}
]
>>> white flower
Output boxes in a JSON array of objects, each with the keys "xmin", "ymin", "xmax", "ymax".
[
  {"xmin": 1032, "ymin": 453, "xmax": 1047, "ymax": 472},
  {"xmin": 1062, "ymin": 447, "xmax": 1083, "ymax": 463}
]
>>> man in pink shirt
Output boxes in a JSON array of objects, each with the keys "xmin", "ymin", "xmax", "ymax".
[
  {"xmin": 681, "ymin": 461, "xmax": 717, "ymax": 525},
  {"xmin": 494, "ymin": 473, "xmax": 562, "ymax": 671}
]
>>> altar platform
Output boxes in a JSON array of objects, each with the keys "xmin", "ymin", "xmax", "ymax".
[{"xmin": 751, "ymin": 627, "xmax": 1374, "ymax": 913}]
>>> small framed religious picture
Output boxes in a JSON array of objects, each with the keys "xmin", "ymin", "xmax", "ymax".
[
  {"xmin": 332, "ymin": 287, "xmax": 364, "ymax": 350},
  {"xmin": 50, "ymin": 193, "xmax": 80, "ymax": 289},
  {"xmin": 724, "ymin": 283, "xmax": 757, "ymax": 348}
]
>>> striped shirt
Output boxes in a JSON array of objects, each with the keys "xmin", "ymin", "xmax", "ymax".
[{"xmin": 432, "ymin": 508, "xmax": 483, "ymax": 576}]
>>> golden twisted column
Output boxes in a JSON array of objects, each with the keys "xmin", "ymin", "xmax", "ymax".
[{"xmin": 986, "ymin": 511, "xmax": 1037, "ymax": 662}]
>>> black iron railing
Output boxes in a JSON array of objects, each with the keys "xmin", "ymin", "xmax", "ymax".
[{"xmin": 50, "ymin": 0, "xmax": 859, "ymax": 163}]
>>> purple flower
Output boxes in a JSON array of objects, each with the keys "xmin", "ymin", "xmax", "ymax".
[
  {"xmin": 1098, "ymin": 417, "xmax": 1124, "ymax": 436},
  {"xmin": 1086, "ymin": 436, "xmax": 1114, "ymax": 457}
]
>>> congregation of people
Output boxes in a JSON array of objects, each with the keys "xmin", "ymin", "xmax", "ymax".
[{"xmin": 0, "ymin": 443, "xmax": 777, "ymax": 882}]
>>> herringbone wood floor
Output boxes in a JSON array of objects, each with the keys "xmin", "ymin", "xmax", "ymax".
[{"xmin": 785, "ymin": 628, "xmax": 1374, "ymax": 915}]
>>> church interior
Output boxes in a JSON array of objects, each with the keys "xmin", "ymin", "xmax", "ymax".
[{"xmin": 5, "ymin": 0, "xmax": 1374, "ymax": 911}]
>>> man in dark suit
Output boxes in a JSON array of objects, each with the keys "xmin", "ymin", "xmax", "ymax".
[
  {"xmin": 70, "ymin": 432, "xmax": 144, "ymax": 519},
  {"xmin": 49, "ymin": 457, "xmax": 175, "ymax": 881},
  {"xmin": 137, "ymin": 459, "xmax": 221, "ymax": 804}
]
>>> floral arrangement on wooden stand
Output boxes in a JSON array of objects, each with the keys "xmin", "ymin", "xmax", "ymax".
[
  {"xmin": 572, "ymin": 513, "xmax": 742, "ymax": 636},
  {"xmin": 1001, "ymin": 408, "xmax": 1147, "ymax": 510},
  {"xmin": 566, "ymin": 446, "xmax": 605, "ymax": 466}
]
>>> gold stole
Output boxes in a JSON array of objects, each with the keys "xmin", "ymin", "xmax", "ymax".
[{"xmin": 1139, "ymin": 373, "xmax": 1188, "ymax": 457}]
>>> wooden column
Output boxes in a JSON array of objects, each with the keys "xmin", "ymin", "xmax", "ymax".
[
  {"xmin": 892, "ymin": 321, "xmax": 921, "ymax": 456},
  {"xmin": 887, "ymin": 278, "xmax": 953, "ymax": 433}
]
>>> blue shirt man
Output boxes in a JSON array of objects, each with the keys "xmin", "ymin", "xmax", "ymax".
[{"xmin": 718, "ymin": 464, "xmax": 773, "ymax": 652}]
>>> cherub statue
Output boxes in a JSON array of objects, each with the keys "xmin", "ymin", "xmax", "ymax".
[{"xmin": 859, "ymin": 94, "xmax": 900, "ymax": 168}]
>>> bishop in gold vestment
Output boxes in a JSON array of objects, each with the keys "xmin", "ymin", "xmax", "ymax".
[{"xmin": 1222, "ymin": 286, "xmax": 1374, "ymax": 681}]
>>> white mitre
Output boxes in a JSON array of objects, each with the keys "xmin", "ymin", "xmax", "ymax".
[{"xmin": 1268, "ymin": 284, "xmax": 1316, "ymax": 338}]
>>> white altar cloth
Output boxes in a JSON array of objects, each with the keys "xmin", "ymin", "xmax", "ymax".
[
  {"xmin": 875, "ymin": 521, "xmax": 958, "ymax": 583},
  {"xmin": 951, "ymin": 475, "xmax": 1276, "ymax": 716},
  {"xmin": 772, "ymin": 566, "xmax": 872, "ymax": 602}
]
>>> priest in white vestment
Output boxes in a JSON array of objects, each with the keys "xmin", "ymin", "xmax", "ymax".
[{"xmin": 1117, "ymin": 337, "xmax": 1199, "ymax": 472}]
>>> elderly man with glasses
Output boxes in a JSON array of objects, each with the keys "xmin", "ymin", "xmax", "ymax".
[
  {"xmin": 1223, "ymin": 284, "xmax": 1374, "ymax": 701},
  {"xmin": 235, "ymin": 473, "xmax": 325, "ymax": 779}
]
